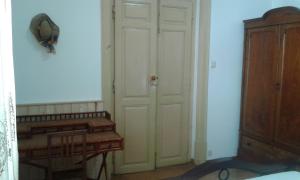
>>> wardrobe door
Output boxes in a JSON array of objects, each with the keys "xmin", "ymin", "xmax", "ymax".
[
  {"xmin": 276, "ymin": 24, "xmax": 300, "ymax": 151},
  {"xmin": 241, "ymin": 27, "xmax": 280, "ymax": 141}
]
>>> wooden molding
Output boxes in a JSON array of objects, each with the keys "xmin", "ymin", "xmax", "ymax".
[
  {"xmin": 101, "ymin": 0, "xmax": 115, "ymax": 118},
  {"xmin": 245, "ymin": 6, "xmax": 300, "ymax": 28},
  {"xmin": 194, "ymin": 0, "xmax": 211, "ymax": 165}
]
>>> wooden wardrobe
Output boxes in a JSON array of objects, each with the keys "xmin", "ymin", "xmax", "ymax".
[{"xmin": 239, "ymin": 7, "xmax": 300, "ymax": 163}]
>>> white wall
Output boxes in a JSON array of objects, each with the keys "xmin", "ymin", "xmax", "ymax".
[
  {"xmin": 12, "ymin": 0, "xmax": 102, "ymax": 104},
  {"xmin": 206, "ymin": 0, "xmax": 272, "ymax": 160},
  {"xmin": 272, "ymin": 0, "xmax": 300, "ymax": 8}
]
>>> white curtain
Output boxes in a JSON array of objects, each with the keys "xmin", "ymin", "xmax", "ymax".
[{"xmin": 0, "ymin": 0, "xmax": 19, "ymax": 179}]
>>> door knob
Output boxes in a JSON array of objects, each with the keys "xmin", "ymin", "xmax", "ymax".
[
  {"xmin": 150, "ymin": 75, "xmax": 159, "ymax": 81},
  {"xmin": 149, "ymin": 75, "xmax": 159, "ymax": 86}
]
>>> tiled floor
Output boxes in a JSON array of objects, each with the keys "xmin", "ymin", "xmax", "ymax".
[
  {"xmin": 112, "ymin": 163, "xmax": 195, "ymax": 180},
  {"xmin": 111, "ymin": 163, "xmax": 258, "ymax": 180}
]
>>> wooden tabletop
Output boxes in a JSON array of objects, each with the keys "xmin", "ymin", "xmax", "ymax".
[{"xmin": 19, "ymin": 131, "xmax": 122, "ymax": 150}]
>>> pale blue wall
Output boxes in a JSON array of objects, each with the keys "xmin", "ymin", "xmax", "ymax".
[
  {"xmin": 206, "ymin": 0, "xmax": 272, "ymax": 160},
  {"xmin": 272, "ymin": 0, "xmax": 300, "ymax": 8},
  {"xmin": 12, "ymin": 0, "xmax": 102, "ymax": 104}
]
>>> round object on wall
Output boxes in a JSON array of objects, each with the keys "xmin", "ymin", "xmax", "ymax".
[{"xmin": 30, "ymin": 13, "xmax": 59, "ymax": 53}]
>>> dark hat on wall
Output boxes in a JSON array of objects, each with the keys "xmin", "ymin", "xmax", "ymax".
[{"xmin": 30, "ymin": 13, "xmax": 59, "ymax": 53}]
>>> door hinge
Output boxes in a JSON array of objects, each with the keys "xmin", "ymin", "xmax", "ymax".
[
  {"xmin": 158, "ymin": 22, "xmax": 160, "ymax": 34},
  {"xmin": 112, "ymin": 79, "xmax": 115, "ymax": 94},
  {"xmin": 157, "ymin": 12, "xmax": 160, "ymax": 34},
  {"xmin": 112, "ymin": 4, "xmax": 116, "ymax": 19},
  {"xmin": 154, "ymin": 152, "xmax": 157, "ymax": 168}
]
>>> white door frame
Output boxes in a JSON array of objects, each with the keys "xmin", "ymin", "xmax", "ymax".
[
  {"xmin": 101, "ymin": 0, "xmax": 115, "ymax": 178},
  {"xmin": 194, "ymin": 0, "xmax": 211, "ymax": 165},
  {"xmin": 101, "ymin": 0, "xmax": 211, "ymax": 168},
  {"xmin": 101, "ymin": 0, "xmax": 115, "ymax": 117}
]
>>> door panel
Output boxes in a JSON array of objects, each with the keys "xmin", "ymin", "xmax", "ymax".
[
  {"xmin": 160, "ymin": 104, "xmax": 182, "ymax": 158},
  {"xmin": 156, "ymin": 0, "xmax": 193, "ymax": 167},
  {"xmin": 115, "ymin": 0, "xmax": 157, "ymax": 173},
  {"xmin": 160, "ymin": 31, "xmax": 185, "ymax": 95},
  {"xmin": 123, "ymin": 28, "xmax": 150, "ymax": 97},
  {"xmin": 123, "ymin": 3, "xmax": 150, "ymax": 21},
  {"xmin": 123, "ymin": 106, "xmax": 149, "ymax": 164},
  {"xmin": 276, "ymin": 24, "xmax": 300, "ymax": 151},
  {"xmin": 242, "ymin": 27, "xmax": 280, "ymax": 141}
]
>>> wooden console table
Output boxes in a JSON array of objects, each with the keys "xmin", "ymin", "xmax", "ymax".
[{"xmin": 17, "ymin": 111, "xmax": 123, "ymax": 180}]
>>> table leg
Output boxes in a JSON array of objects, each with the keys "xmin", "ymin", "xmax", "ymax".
[
  {"xmin": 97, "ymin": 152, "xmax": 108, "ymax": 180},
  {"xmin": 20, "ymin": 160, "xmax": 48, "ymax": 180},
  {"xmin": 21, "ymin": 161, "xmax": 48, "ymax": 169},
  {"xmin": 75, "ymin": 153, "xmax": 100, "ymax": 165}
]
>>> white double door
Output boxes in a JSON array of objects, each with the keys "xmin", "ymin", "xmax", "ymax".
[{"xmin": 114, "ymin": 0, "xmax": 193, "ymax": 173}]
